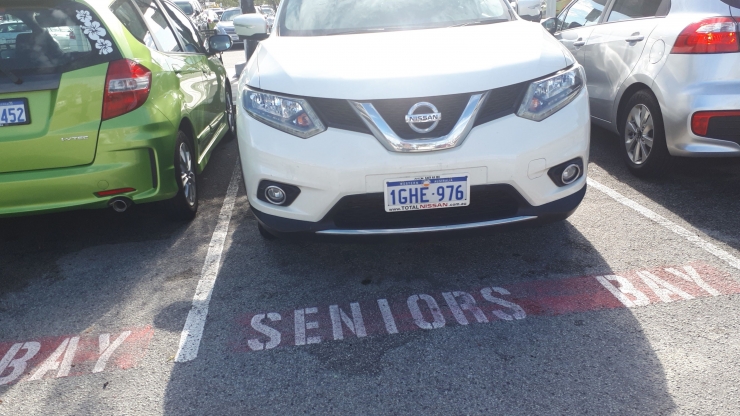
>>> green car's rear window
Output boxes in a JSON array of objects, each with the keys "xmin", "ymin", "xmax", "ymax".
[{"xmin": 0, "ymin": 2, "xmax": 121, "ymax": 75}]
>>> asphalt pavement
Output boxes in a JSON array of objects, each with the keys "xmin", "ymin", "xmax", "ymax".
[{"xmin": 1, "ymin": 50, "xmax": 740, "ymax": 415}]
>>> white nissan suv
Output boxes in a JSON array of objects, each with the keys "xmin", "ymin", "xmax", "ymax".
[{"xmin": 234, "ymin": 0, "xmax": 590, "ymax": 239}]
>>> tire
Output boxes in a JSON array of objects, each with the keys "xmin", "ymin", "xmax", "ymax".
[
  {"xmin": 619, "ymin": 90, "xmax": 671, "ymax": 178},
  {"xmin": 167, "ymin": 131, "xmax": 198, "ymax": 221},
  {"xmin": 258, "ymin": 223, "xmax": 277, "ymax": 240},
  {"xmin": 223, "ymin": 84, "xmax": 236, "ymax": 141}
]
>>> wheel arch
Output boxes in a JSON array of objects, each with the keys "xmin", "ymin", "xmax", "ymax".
[{"xmin": 615, "ymin": 82, "xmax": 657, "ymax": 135}]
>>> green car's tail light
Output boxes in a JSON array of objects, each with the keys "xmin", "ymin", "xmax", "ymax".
[
  {"xmin": 242, "ymin": 88, "xmax": 326, "ymax": 138},
  {"xmin": 103, "ymin": 59, "xmax": 152, "ymax": 121},
  {"xmin": 517, "ymin": 65, "xmax": 585, "ymax": 122}
]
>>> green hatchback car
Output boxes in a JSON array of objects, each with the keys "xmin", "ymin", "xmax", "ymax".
[{"xmin": 0, "ymin": 0, "xmax": 235, "ymax": 220}]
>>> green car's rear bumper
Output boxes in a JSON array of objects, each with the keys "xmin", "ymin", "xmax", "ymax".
[{"xmin": 0, "ymin": 106, "xmax": 180, "ymax": 217}]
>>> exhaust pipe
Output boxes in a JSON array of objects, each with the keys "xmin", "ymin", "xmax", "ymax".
[{"xmin": 109, "ymin": 197, "xmax": 133, "ymax": 213}]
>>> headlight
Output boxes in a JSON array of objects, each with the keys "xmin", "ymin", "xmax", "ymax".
[
  {"xmin": 242, "ymin": 88, "xmax": 326, "ymax": 138},
  {"xmin": 517, "ymin": 65, "xmax": 585, "ymax": 122}
]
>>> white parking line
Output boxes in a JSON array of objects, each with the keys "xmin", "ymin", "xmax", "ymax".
[
  {"xmin": 175, "ymin": 162, "xmax": 241, "ymax": 363},
  {"xmin": 588, "ymin": 178, "xmax": 740, "ymax": 271}
]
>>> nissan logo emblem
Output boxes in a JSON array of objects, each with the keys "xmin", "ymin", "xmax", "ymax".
[{"xmin": 405, "ymin": 102, "xmax": 441, "ymax": 134}]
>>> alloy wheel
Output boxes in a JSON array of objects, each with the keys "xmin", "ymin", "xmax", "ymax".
[
  {"xmin": 624, "ymin": 104, "xmax": 654, "ymax": 165},
  {"xmin": 179, "ymin": 142, "xmax": 196, "ymax": 207}
]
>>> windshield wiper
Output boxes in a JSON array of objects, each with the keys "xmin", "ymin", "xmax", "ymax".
[
  {"xmin": 448, "ymin": 19, "xmax": 510, "ymax": 28},
  {"xmin": 0, "ymin": 65, "xmax": 22, "ymax": 85}
]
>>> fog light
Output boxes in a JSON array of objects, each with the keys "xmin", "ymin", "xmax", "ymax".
[
  {"xmin": 561, "ymin": 164, "xmax": 581, "ymax": 185},
  {"xmin": 265, "ymin": 186, "xmax": 287, "ymax": 205}
]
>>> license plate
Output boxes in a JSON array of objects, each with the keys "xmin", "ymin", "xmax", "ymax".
[
  {"xmin": 384, "ymin": 173, "xmax": 470, "ymax": 213},
  {"xmin": 0, "ymin": 99, "xmax": 29, "ymax": 127}
]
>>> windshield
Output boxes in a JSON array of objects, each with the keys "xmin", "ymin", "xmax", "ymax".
[
  {"xmin": 0, "ymin": 2, "xmax": 120, "ymax": 76},
  {"xmin": 174, "ymin": 2, "xmax": 194, "ymax": 15},
  {"xmin": 220, "ymin": 9, "xmax": 241, "ymax": 22},
  {"xmin": 279, "ymin": 0, "xmax": 513, "ymax": 36}
]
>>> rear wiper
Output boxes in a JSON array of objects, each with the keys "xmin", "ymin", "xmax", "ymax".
[
  {"xmin": 448, "ymin": 19, "xmax": 510, "ymax": 28},
  {"xmin": 0, "ymin": 66, "xmax": 22, "ymax": 85}
]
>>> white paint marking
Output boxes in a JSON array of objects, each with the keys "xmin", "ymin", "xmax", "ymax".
[
  {"xmin": 0, "ymin": 342, "xmax": 40, "ymax": 385},
  {"xmin": 588, "ymin": 178, "xmax": 740, "ymax": 271},
  {"xmin": 595, "ymin": 275, "xmax": 650, "ymax": 308},
  {"xmin": 637, "ymin": 271, "xmax": 693, "ymax": 303},
  {"xmin": 443, "ymin": 291, "xmax": 489, "ymax": 325},
  {"xmin": 57, "ymin": 336, "xmax": 79, "ymax": 378},
  {"xmin": 407, "ymin": 294, "xmax": 446, "ymax": 329},
  {"xmin": 665, "ymin": 266, "xmax": 720, "ymax": 296},
  {"xmin": 329, "ymin": 303, "xmax": 366, "ymax": 340},
  {"xmin": 248, "ymin": 313, "xmax": 282, "ymax": 351},
  {"xmin": 29, "ymin": 338, "xmax": 70, "ymax": 380},
  {"xmin": 377, "ymin": 299, "xmax": 398, "ymax": 334},
  {"xmin": 480, "ymin": 287, "xmax": 527, "ymax": 320},
  {"xmin": 94, "ymin": 331, "xmax": 131, "ymax": 373},
  {"xmin": 294, "ymin": 307, "xmax": 321, "ymax": 346},
  {"xmin": 175, "ymin": 163, "xmax": 241, "ymax": 363}
]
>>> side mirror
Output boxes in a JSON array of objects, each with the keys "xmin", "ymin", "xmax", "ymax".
[
  {"xmin": 541, "ymin": 17, "xmax": 558, "ymax": 34},
  {"xmin": 234, "ymin": 13, "xmax": 268, "ymax": 40},
  {"xmin": 208, "ymin": 34, "xmax": 232, "ymax": 54}
]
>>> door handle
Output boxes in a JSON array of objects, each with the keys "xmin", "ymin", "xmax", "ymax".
[
  {"xmin": 625, "ymin": 35, "xmax": 645, "ymax": 43},
  {"xmin": 573, "ymin": 40, "xmax": 586, "ymax": 47}
]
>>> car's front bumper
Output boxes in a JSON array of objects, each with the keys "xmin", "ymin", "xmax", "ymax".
[
  {"xmin": 237, "ymin": 89, "xmax": 590, "ymax": 235},
  {"xmin": 653, "ymin": 54, "xmax": 740, "ymax": 157},
  {"xmin": 252, "ymin": 184, "xmax": 586, "ymax": 237}
]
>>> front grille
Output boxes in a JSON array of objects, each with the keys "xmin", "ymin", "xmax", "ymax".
[
  {"xmin": 474, "ymin": 82, "xmax": 529, "ymax": 127},
  {"xmin": 308, "ymin": 98, "xmax": 371, "ymax": 134},
  {"xmin": 328, "ymin": 185, "xmax": 522, "ymax": 230},
  {"xmin": 706, "ymin": 116, "xmax": 740, "ymax": 144},
  {"xmin": 368, "ymin": 93, "xmax": 471, "ymax": 140},
  {"xmin": 224, "ymin": 27, "xmax": 236, "ymax": 34},
  {"xmin": 307, "ymin": 81, "xmax": 530, "ymax": 137}
]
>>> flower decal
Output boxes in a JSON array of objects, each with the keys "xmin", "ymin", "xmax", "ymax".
[
  {"xmin": 76, "ymin": 10, "xmax": 92, "ymax": 25},
  {"xmin": 83, "ymin": 21, "xmax": 107, "ymax": 41},
  {"xmin": 96, "ymin": 39, "xmax": 113, "ymax": 55},
  {"xmin": 76, "ymin": 8, "xmax": 112, "ymax": 53}
]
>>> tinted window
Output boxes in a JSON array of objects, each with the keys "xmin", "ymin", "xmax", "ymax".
[
  {"xmin": 560, "ymin": 0, "xmax": 607, "ymax": 31},
  {"xmin": 174, "ymin": 1, "xmax": 194, "ymax": 15},
  {"xmin": 0, "ymin": 3, "xmax": 120, "ymax": 74},
  {"xmin": 111, "ymin": 0, "xmax": 157, "ymax": 50},
  {"xmin": 607, "ymin": 0, "xmax": 663, "ymax": 23},
  {"xmin": 220, "ymin": 9, "xmax": 241, "ymax": 22},
  {"xmin": 163, "ymin": 2, "xmax": 204, "ymax": 53},
  {"xmin": 133, "ymin": 0, "xmax": 181, "ymax": 52},
  {"xmin": 280, "ymin": 0, "xmax": 513, "ymax": 36}
]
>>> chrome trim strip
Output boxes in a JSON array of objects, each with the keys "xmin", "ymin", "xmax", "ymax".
[
  {"xmin": 349, "ymin": 92, "xmax": 489, "ymax": 153},
  {"xmin": 316, "ymin": 216, "xmax": 537, "ymax": 235}
]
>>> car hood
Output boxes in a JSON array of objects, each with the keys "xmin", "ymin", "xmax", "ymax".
[
  {"xmin": 217, "ymin": 21, "xmax": 234, "ymax": 29},
  {"xmin": 247, "ymin": 20, "xmax": 572, "ymax": 99}
]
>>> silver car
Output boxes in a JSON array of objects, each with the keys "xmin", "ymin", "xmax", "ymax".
[{"xmin": 544, "ymin": 0, "xmax": 740, "ymax": 176}]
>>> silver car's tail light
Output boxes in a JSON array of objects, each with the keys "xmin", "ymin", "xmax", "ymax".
[
  {"xmin": 672, "ymin": 17, "xmax": 739, "ymax": 54},
  {"xmin": 516, "ymin": 65, "xmax": 585, "ymax": 122},
  {"xmin": 242, "ymin": 88, "xmax": 326, "ymax": 138}
]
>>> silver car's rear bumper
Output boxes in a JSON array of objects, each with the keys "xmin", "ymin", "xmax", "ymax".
[{"xmin": 653, "ymin": 54, "xmax": 740, "ymax": 157}]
